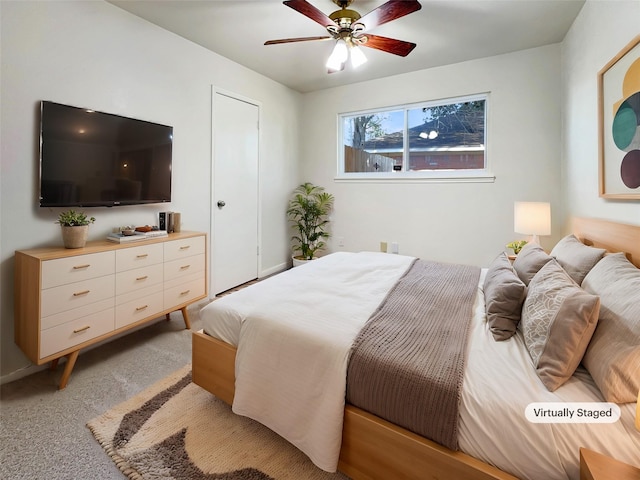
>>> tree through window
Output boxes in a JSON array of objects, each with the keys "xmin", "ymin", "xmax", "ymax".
[{"xmin": 339, "ymin": 94, "xmax": 490, "ymax": 180}]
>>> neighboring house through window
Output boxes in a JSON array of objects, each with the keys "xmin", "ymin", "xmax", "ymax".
[{"xmin": 337, "ymin": 93, "xmax": 494, "ymax": 182}]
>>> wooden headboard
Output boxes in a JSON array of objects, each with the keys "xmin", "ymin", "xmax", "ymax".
[{"xmin": 572, "ymin": 217, "xmax": 640, "ymax": 268}]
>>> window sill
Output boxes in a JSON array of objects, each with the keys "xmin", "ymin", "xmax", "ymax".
[{"xmin": 334, "ymin": 171, "xmax": 496, "ymax": 184}]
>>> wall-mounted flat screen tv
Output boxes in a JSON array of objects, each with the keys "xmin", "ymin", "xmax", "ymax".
[{"xmin": 39, "ymin": 101, "xmax": 172, "ymax": 207}]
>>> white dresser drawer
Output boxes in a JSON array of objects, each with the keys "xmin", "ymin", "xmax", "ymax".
[
  {"xmin": 164, "ymin": 254, "xmax": 205, "ymax": 281},
  {"xmin": 164, "ymin": 275, "xmax": 205, "ymax": 308},
  {"xmin": 164, "ymin": 236, "xmax": 205, "ymax": 262},
  {"xmin": 42, "ymin": 251, "xmax": 115, "ymax": 289},
  {"xmin": 40, "ymin": 307, "xmax": 114, "ymax": 359},
  {"xmin": 115, "ymin": 263, "xmax": 163, "ymax": 296},
  {"xmin": 41, "ymin": 275, "xmax": 115, "ymax": 318},
  {"xmin": 116, "ymin": 243, "xmax": 163, "ymax": 272},
  {"xmin": 115, "ymin": 291, "xmax": 164, "ymax": 329},
  {"xmin": 41, "ymin": 298, "xmax": 114, "ymax": 331},
  {"xmin": 116, "ymin": 282, "xmax": 163, "ymax": 306}
]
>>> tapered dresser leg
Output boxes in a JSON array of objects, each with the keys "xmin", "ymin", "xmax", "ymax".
[
  {"xmin": 58, "ymin": 350, "xmax": 79, "ymax": 390},
  {"xmin": 181, "ymin": 307, "xmax": 191, "ymax": 330}
]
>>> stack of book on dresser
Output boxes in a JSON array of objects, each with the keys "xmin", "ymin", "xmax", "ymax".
[{"xmin": 107, "ymin": 230, "xmax": 168, "ymax": 243}]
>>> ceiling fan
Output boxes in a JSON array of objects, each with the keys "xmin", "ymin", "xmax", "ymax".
[{"xmin": 265, "ymin": 0, "xmax": 422, "ymax": 72}]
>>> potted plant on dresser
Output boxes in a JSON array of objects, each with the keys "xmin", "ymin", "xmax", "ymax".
[
  {"xmin": 57, "ymin": 209, "xmax": 96, "ymax": 249},
  {"xmin": 287, "ymin": 182, "xmax": 334, "ymax": 267}
]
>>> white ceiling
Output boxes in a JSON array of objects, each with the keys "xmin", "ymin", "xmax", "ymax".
[{"xmin": 107, "ymin": 0, "xmax": 585, "ymax": 93}]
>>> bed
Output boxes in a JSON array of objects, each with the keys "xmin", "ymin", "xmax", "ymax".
[{"xmin": 192, "ymin": 217, "xmax": 640, "ymax": 480}]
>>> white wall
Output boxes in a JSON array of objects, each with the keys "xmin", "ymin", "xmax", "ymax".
[
  {"xmin": 4, "ymin": 0, "xmax": 638, "ymax": 383},
  {"xmin": 301, "ymin": 45, "xmax": 564, "ymax": 266},
  {"xmin": 0, "ymin": 1, "xmax": 301, "ymax": 379},
  {"xmin": 561, "ymin": 0, "xmax": 640, "ymax": 226}
]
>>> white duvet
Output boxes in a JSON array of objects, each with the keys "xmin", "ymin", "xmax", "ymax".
[
  {"xmin": 205, "ymin": 252, "xmax": 415, "ymax": 471},
  {"xmin": 201, "ymin": 252, "xmax": 640, "ymax": 479}
]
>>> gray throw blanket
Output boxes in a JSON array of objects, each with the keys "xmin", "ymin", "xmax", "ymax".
[{"xmin": 346, "ymin": 260, "xmax": 481, "ymax": 451}]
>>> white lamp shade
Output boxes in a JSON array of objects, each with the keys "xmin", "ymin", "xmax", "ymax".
[
  {"xmin": 514, "ymin": 202, "xmax": 551, "ymax": 236},
  {"xmin": 350, "ymin": 45, "xmax": 367, "ymax": 68},
  {"xmin": 326, "ymin": 39, "xmax": 348, "ymax": 70}
]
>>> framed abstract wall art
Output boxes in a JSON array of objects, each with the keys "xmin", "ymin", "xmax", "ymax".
[{"xmin": 598, "ymin": 34, "xmax": 640, "ymax": 199}]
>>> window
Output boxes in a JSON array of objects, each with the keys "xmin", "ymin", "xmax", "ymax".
[{"xmin": 337, "ymin": 94, "xmax": 493, "ymax": 182}]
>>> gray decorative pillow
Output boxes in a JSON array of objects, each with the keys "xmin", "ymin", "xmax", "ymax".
[
  {"xmin": 581, "ymin": 253, "xmax": 640, "ymax": 403},
  {"xmin": 512, "ymin": 242, "xmax": 553, "ymax": 286},
  {"xmin": 520, "ymin": 260, "xmax": 600, "ymax": 391},
  {"xmin": 550, "ymin": 234, "xmax": 606, "ymax": 285},
  {"xmin": 484, "ymin": 253, "xmax": 527, "ymax": 341}
]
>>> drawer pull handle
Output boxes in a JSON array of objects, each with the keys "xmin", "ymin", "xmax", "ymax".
[
  {"xmin": 180, "ymin": 265, "xmax": 191, "ymax": 270},
  {"xmin": 180, "ymin": 289, "xmax": 191, "ymax": 296},
  {"xmin": 136, "ymin": 254, "xmax": 149, "ymax": 258},
  {"xmin": 73, "ymin": 325, "xmax": 91, "ymax": 333},
  {"xmin": 73, "ymin": 290, "xmax": 90, "ymax": 297},
  {"xmin": 179, "ymin": 245, "xmax": 191, "ymax": 250},
  {"xmin": 136, "ymin": 275, "xmax": 149, "ymax": 281},
  {"xmin": 136, "ymin": 305, "xmax": 149, "ymax": 311},
  {"xmin": 73, "ymin": 264, "xmax": 90, "ymax": 270}
]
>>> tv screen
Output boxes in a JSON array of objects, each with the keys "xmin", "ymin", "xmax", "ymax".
[{"xmin": 39, "ymin": 101, "xmax": 172, "ymax": 207}]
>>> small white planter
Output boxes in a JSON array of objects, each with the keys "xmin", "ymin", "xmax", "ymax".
[
  {"xmin": 61, "ymin": 225, "xmax": 89, "ymax": 249},
  {"xmin": 292, "ymin": 256, "xmax": 315, "ymax": 267}
]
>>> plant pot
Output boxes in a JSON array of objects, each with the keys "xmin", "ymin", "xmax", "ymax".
[
  {"xmin": 292, "ymin": 255, "xmax": 315, "ymax": 267},
  {"xmin": 61, "ymin": 225, "xmax": 89, "ymax": 249}
]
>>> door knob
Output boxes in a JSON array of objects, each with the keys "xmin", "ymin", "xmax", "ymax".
[{"xmin": 217, "ymin": 200, "xmax": 226, "ymax": 208}]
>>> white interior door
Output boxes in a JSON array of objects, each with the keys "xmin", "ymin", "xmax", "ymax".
[{"xmin": 212, "ymin": 91, "xmax": 259, "ymax": 295}]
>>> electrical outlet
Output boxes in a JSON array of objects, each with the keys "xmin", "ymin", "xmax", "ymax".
[
  {"xmin": 337, "ymin": 237, "xmax": 345, "ymax": 247},
  {"xmin": 391, "ymin": 242, "xmax": 399, "ymax": 254}
]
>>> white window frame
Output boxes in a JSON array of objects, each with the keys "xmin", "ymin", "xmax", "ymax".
[{"xmin": 336, "ymin": 93, "xmax": 494, "ymax": 183}]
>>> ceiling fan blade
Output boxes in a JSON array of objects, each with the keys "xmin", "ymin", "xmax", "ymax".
[
  {"xmin": 355, "ymin": 0, "xmax": 422, "ymax": 31},
  {"xmin": 265, "ymin": 36, "xmax": 332, "ymax": 45},
  {"xmin": 283, "ymin": 0, "xmax": 336, "ymax": 28},
  {"xmin": 360, "ymin": 34, "xmax": 416, "ymax": 57}
]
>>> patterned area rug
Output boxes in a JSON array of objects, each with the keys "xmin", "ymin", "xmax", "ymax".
[{"xmin": 87, "ymin": 365, "xmax": 348, "ymax": 480}]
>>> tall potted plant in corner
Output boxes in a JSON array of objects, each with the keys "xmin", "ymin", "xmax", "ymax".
[
  {"xmin": 287, "ymin": 182, "xmax": 334, "ymax": 266},
  {"xmin": 57, "ymin": 209, "xmax": 96, "ymax": 249}
]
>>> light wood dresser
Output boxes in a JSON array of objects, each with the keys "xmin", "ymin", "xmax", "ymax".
[{"xmin": 14, "ymin": 231, "xmax": 207, "ymax": 389}]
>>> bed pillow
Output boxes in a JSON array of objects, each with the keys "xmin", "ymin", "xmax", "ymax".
[
  {"xmin": 550, "ymin": 234, "xmax": 606, "ymax": 285},
  {"xmin": 512, "ymin": 242, "xmax": 553, "ymax": 286},
  {"xmin": 520, "ymin": 260, "xmax": 600, "ymax": 391},
  {"xmin": 581, "ymin": 253, "xmax": 640, "ymax": 403},
  {"xmin": 483, "ymin": 252, "xmax": 527, "ymax": 341}
]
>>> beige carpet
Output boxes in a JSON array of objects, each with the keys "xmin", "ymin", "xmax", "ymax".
[{"xmin": 87, "ymin": 365, "xmax": 349, "ymax": 480}]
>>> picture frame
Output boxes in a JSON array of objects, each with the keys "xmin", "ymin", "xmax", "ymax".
[{"xmin": 597, "ymin": 34, "xmax": 640, "ymax": 199}]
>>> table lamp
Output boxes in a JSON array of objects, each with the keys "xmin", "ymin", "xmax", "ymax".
[{"xmin": 514, "ymin": 201, "xmax": 551, "ymax": 244}]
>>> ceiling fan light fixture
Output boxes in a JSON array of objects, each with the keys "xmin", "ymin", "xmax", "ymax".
[
  {"xmin": 267, "ymin": 0, "xmax": 423, "ymax": 74},
  {"xmin": 350, "ymin": 44, "xmax": 367, "ymax": 68},
  {"xmin": 326, "ymin": 39, "xmax": 348, "ymax": 70}
]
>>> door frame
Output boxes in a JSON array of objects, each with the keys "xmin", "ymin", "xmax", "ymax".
[{"xmin": 210, "ymin": 86, "xmax": 262, "ymax": 298}]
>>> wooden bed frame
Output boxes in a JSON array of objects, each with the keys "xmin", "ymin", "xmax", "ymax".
[
  {"xmin": 192, "ymin": 217, "xmax": 640, "ymax": 480},
  {"xmin": 572, "ymin": 217, "xmax": 640, "ymax": 268}
]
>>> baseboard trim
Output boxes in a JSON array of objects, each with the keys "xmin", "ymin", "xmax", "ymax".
[
  {"xmin": 260, "ymin": 261, "xmax": 288, "ymax": 278},
  {"xmin": 207, "ymin": 262, "xmax": 289, "ymax": 301},
  {"xmin": 1, "ymin": 363, "xmax": 50, "ymax": 385}
]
